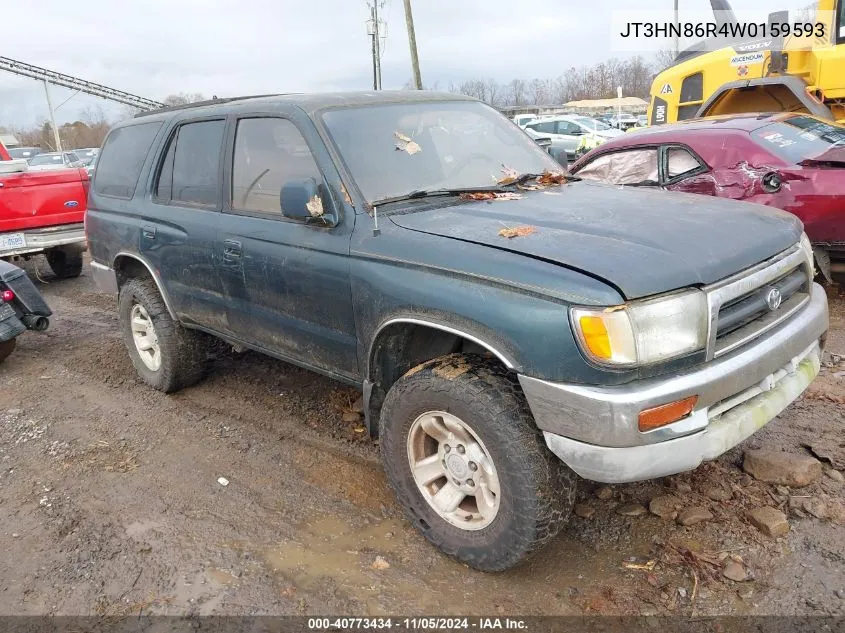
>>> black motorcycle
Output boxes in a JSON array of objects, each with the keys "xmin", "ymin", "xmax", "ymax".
[{"xmin": 0, "ymin": 260, "xmax": 51, "ymax": 363}]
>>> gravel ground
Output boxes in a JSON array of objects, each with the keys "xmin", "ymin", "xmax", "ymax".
[{"xmin": 0, "ymin": 258, "xmax": 843, "ymax": 616}]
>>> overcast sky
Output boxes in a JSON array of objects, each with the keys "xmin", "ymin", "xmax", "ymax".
[{"xmin": 0, "ymin": 0, "xmax": 812, "ymax": 128}]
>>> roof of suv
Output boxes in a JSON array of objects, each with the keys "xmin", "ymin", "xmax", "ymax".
[{"xmin": 133, "ymin": 90, "xmax": 478, "ymax": 122}]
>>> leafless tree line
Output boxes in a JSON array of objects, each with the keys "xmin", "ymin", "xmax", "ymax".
[{"xmin": 443, "ymin": 53, "xmax": 674, "ymax": 107}]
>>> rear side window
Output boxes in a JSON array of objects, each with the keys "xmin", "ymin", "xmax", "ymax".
[
  {"xmin": 154, "ymin": 120, "xmax": 225, "ymax": 208},
  {"xmin": 94, "ymin": 122, "xmax": 161, "ymax": 199},
  {"xmin": 527, "ymin": 121, "xmax": 555, "ymax": 134},
  {"xmin": 231, "ymin": 118, "xmax": 322, "ymax": 215}
]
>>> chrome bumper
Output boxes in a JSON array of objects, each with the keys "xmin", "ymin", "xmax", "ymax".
[
  {"xmin": 0, "ymin": 224, "xmax": 86, "ymax": 257},
  {"xmin": 90, "ymin": 260, "xmax": 118, "ymax": 294},
  {"xmin": 520, "ymin": 283, "xmax": 829, "ymax": 483}
]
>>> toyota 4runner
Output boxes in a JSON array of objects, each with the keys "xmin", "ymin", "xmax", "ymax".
[{"xmin": 86, "ymin": 92, "xmax": 828, "ymax": 571}]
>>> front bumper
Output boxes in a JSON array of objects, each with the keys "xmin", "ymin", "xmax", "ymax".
[
  {"xmin": 520, "ymin": 283, "xmax": 829, "ymax": 483},
  {"xmin": 0, "ymin": 224, "xmax": 86, "ymax": 258}
]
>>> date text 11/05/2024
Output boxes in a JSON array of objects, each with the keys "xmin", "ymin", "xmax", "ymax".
[
  {"xmin": 619, "ymin": 21, "xmax": 826, "ymax": 39},
  {"xmin": 307, "ymin": 618, "xmax": 528, "ymax": 630}
]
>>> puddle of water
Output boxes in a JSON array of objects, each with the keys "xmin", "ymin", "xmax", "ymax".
[{"xmin": 264, "ymin": 516, "xmax": 405, "ymax": 613}]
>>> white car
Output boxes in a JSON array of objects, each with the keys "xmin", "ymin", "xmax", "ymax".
[
  {"xmin": 26, "ymin": 151, "xmax": 84, "ymax": 172},
  {"xmin": 512, "ymin": 114, "xmax": 537, "ymax": 128},
  {"xmin": 608, "ymin": 113, "xmax": 639, "ymax": 130},
  {"xmin": 523, "ymin": 115, "xmax": 624, "ymax": 159}
]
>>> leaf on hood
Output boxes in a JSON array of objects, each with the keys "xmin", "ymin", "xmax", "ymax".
[
  {"xmin": 498, "ymin": 225, "xmax": 537, "ymax": 239},
  {"xmin": 459, "ymin": 191, "xmax": 524, "ymax": 202},
  {"xmin": 537, "ymin": 170, "xmax": 568, "ymax": 186},
  {"xmin": 497, "ymin": 164, "xmax": 521, "ymax": 185},
  {"xmin": 394, "ymin": 131, "xmax": 422, "ymax": 155},
  {"xmin": 306, "ymin": 194, "xmax": 324, "ymax": 217}
]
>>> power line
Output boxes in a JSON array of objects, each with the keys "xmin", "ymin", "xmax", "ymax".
[{"xmin": 0, "ymin": 56, "xmax": 164, "ymax": 111}]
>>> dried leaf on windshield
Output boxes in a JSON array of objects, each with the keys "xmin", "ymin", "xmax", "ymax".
[
  {"xmin": 340, "ymin": 182, "xmax": 353, "ymax": 205},
  {"xmin": 306, "ymin": 194, "xmax": 324, "ymax": 218},
  {"xmin": 394, "ymin": 131, "xmax": 422, "ymax": 155},
  {"xmin": 459, "ymin": 192, "xmax": 524, "ymax": 202},
  {"xmin": 537, "ymin": 170, "xmax": 568, "ymax": 186},
  {"xmin": 498, "ymin": 225, "xmax": 537, "ymax": 239},
  {"xmin": 497, "ymin": 164, "xmax": 521, "ymax": 185}
]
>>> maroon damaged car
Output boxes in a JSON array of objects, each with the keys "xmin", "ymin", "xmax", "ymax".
[{"xmin": 570, "ymin": 113, "xmax": 845, "ymax": 282}]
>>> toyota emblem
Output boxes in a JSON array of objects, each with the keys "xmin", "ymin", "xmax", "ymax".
[{"xmin": 765, "ymin": 287, "xmax": 782, "ymax": 311}]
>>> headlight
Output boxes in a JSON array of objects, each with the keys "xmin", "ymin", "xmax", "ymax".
[
  {"xmin": 571, "ymin": 289, "xmax": 708, "ymax": 367},
  {"xmin": 799, "ymin": 232, "xmax": 814, "ymax": 271}
]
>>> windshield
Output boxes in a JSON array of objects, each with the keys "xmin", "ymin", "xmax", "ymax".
[
  {"xmin": 28, "ymin": 153, "xmax": 64, "ymax": 166},
  {"xmin": 574, "ymin": 117, "xmax": 611, "ymax": 131},
  {"xmin": 751, "ymin": 116, "xmax": 845, "ymax": 164},
  {"xmin": 322, "ymin": 101, "xmax": 560, "ymax": 203}
]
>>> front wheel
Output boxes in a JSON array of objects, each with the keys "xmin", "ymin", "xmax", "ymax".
[
  {"xmin": 379, "ymin": 354, "xmax": 576, "ymax": 571},
  {"xmin": 0, "ymin": 338, "xmax": 16, "ymax": 363}
]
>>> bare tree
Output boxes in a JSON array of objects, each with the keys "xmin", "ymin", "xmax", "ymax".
[{"xmin": 162, "ymin": 92, "xmax": 207, "ymax": 106}]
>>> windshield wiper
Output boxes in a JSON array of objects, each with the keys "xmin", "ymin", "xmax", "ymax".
[{"xmin": 371, "ymin": 186, "xmax": 505, "ymax": 207}]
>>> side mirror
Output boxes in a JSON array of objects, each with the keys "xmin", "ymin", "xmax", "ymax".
[{"xmin": 280, "ymin": 178, "xmax": 334, "ymax": 224}]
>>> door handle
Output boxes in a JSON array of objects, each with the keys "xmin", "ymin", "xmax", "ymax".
[
  {"xmin": 142, "ymin": 225, "xmax": 157, "ymax": 240},
  {"xmin": 223, "ymin": 239, "xmax": 242, "ymax": 261}
]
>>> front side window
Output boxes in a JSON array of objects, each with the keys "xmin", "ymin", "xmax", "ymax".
[
  {"xmin": 231, "ymin": 118, "xmax": 322, "ymax": 215},
  {"xmin": 154, "ymin": 120, "xmax": 225, "ymax": 208},
  {"xmin": 527, "ymin": 120, "xmax": 556, "ymax": 134},
  {"xmin": 323, "ymin": 101, "xmax": 559, "ymax": 204},
  {"xmin": 575, "ymin": 148, "xmax": 659, "ymax": 185}
]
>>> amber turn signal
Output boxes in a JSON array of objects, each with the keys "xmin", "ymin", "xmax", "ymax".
[{"xmin": 638, "ymin": 396, "xmax": 698, "ymax": 432}]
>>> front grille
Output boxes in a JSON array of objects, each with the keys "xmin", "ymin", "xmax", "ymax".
[
  {"xmin": 716, "ymin": 267, "xmax": 807, "ymax": 339},
  {"xmin": 705, "ymin": 246, "xmax": 812, "ymax": 359}
]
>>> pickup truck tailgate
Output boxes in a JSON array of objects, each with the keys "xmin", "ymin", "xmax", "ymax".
[{"xmin": 0, "ymin": 168, "xmax": 87, "ymax": 233}]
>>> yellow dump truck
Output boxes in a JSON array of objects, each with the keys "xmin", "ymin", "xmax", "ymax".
[{"xmin": 648, "ymin": 0, "xmax": 845, "ymax": 125}]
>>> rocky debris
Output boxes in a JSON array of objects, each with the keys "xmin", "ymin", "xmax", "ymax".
[
  {"xmin": 743, "ymin": 450, "xmax": 822, "ymax": 487},
  {"xmin": 342, "ymin": 411, "xmax": 362, "ymax": 424},
  {"xmin": 649, "ymin": 495, "xmax": 681, "ymax": 520},
  {"xmin": 370, "ymin": 555, "xmax": 390, "ymax": 570},
  {"xmin": 677, "ymin": 506, "xmax": 713, "ymax": 526},
  {"xmin": 704, "ymin": 486, "xmax": 733, "ymax": 502},
  {"xmin": 826, "ymin": 469, "xmax": 844, "ymax": 483},
  {"xmin": 801, "ymin": 497, "xmax": 828, "ymax": 520},
  {"xmin": 739, "ymin": 474, "xmax": 754, "ymax": 487},
  {"xmin": 722, "ymin": 561, "xmax": 749, "ymax": 582},
  {"xmin": 595, "ymin": 486, "xmax": 613, "ymax": 501},
  {"xmin": 573, "ymin": 503, "xmax": 595, "ymax": 519},
  {"xmin": 747, "ymin": 506, "xmax": 790, "ymax": 537},
  {"xmin": 352, "ymin": 395, "xmax": 365, "ymax": 414},
  {"xmin": 835, "ymin": 590, "xmax": 844, "ymax": 600},
  {"xmin": 616, "ymin": 502, "xmax": 647, "ymax": 517}
]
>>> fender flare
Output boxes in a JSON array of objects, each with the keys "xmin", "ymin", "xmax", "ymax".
[{"xmin": 112, "ymin": 252, "xmax": 178, "ymax": 320}]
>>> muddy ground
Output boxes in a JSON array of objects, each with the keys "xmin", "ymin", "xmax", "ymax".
[{"xmin": 0, "ymin": 258, "xmax": 843, "ymax": 617}]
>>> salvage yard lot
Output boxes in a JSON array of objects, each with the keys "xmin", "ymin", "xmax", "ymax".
[{"xmin": 1, "ymin": 259, "xmax": 844, "ymax": 616}]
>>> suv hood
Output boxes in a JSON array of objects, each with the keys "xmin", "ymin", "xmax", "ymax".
[{"xmin": 388, "ymin": 182, "xmax": 801, "ymax": 300}]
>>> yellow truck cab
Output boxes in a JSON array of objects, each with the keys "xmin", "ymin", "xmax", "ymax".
[{"xmin": 648, "ymin": 0, "xmax": 845, "ymax": 125}]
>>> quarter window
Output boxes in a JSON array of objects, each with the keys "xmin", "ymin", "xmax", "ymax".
[
  {"xmin": 666, "ymin": 147, "xmax": 703, "ymax": 179},
  {"xmin": 94, "ymin": 122, "xmax": 161, "ymax": 199},
  {"xmin": 231, "ymin": 118, "xmax": 322, "ymax": 215},
  {"xmin": 154, "ymin": 120, "xmax": 225, "ymax": 208}
]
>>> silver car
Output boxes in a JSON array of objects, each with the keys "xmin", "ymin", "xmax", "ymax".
[
  {"xmin": 523, "ymin": 115, "xmax": 624, "ymax": 159},
  {"xmin": 26, "ymin": 151, "xmax": 84, "ymax": 172}
]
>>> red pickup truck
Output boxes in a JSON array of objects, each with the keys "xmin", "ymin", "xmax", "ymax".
[{"xmin": 0, "ymin": 142, "xmax": 88, "ymax": 277}]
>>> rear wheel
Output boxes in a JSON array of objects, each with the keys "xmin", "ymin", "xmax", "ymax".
[
  {"xmin": 0, "ymin": 338, "xmax": 16, "ymax": 363},
  {"xmin": 118, "ymin": 277, "xmax": 207, "ymax": 392},
  {"xmin": 46, "ymin": 245, "xmax": 84, "ymax": 279},
  {"xmin": 379, "ymin": 354, "xmax": 576, "ymax": 571}
]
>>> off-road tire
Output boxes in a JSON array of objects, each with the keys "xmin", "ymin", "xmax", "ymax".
[
  {"xmin": 379, "ymin": 354, "xmax": 576, "ymax": 572},
  {"xmin": 46, "ymin": 245, "xmax": 84, "ymax": 279},
  {"xmin": 118, "ymin": 277, "xmax": 207, "ymax": 393},
  {"xmin": 0, "ymin": 338, "xmax": 16, "ymax": 364}
]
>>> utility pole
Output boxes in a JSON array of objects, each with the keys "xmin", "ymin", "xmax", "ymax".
[
  {"xmin": 368, "ymin": 2, "xmax": 383, "ymax": 90},
  {"xmin": 403, "ymin": 0, "xmax": 423, "ymax": 90},
  {"xmin": 42, "ymin": 80, "xmax": 63, "ymax": 153},
  {"xmin": 673, "ymin": 0, "xmax": 680, "ymax": 58}
]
